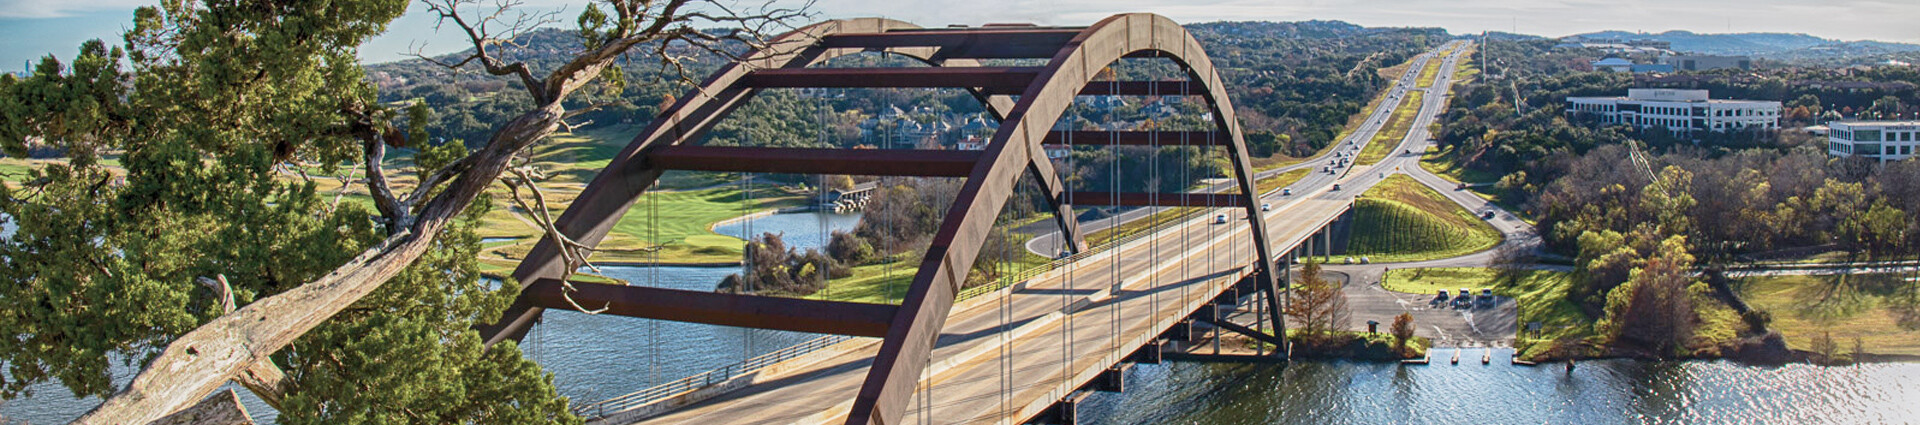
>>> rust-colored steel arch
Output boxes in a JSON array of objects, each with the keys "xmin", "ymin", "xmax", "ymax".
[
  {"xmin": 843, "ymin": 13, "xmax": 1280, "ymax": 425},
  {"xmin": 476, "ymin": 13, "xmax": 1282, "ymax": 425},
  {"xmin": 477, "ymin": 17, "xmax": 1085, "ymax": 345}
]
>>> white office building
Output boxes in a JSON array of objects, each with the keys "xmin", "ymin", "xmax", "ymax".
[
  {"xmin": 1566, "ymin": 89, "xmax": 1781, "ymax": 135},
  {"xmin": 1827, "ymin": 121, "xmax": 1920, "ymax": 163}
]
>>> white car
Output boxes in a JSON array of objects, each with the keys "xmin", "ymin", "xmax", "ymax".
[{"xmin": 1260, "ymin": 203, "xmax": 1271, "ymax": 211}]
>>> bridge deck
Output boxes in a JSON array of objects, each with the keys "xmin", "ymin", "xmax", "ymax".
[
  {"xmin": 612, "ymin": 39, "xmax": 1468, "ymax": 425},
  {"xmin": 621, "ymin": 194, "xmax": 1353, "ymax": 425}
]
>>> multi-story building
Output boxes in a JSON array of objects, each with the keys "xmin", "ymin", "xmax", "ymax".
[
  {"xmin": 1826, "ymin": 121, "xmax": 1920, "ymax": 163},
  {"xmin": 1566, "ymin": 88, "xmax": 1781, "ymax": 135},
  {"xmin": 1660, "ymin": 55, "xmax": 1752, "ymax": 71}
]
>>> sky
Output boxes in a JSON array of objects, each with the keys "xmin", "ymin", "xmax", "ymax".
[{"xmin": 3, "ymin": 0, "xmax": 1919, "ymax": 71}]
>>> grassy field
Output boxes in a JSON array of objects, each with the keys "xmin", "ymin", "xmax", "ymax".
[
  {"xmin": 1354, "ymin": 91, "xmax": 1422, "ymax": 166},
  {"xmin": 811, "ymin": 232, "xmax": 1052, "ymax": 304},
  {"xmin": 1083, "ymin": 168, "xmax": 1310, "ymax": 247},
  {"xmin": 1740, "ymin": 273, "xmax": 1920, "ymax": 356},
  {"xmin": 1449, "ymin": 45, "xmax": 1479, "ymax": 84},
  {"xmin": 1417, "ymin": 145, "xmax": 1533, "ymax": 224},
  {"xmin": 1414, "ymin": 48, "xmax": 1452, "ymax": 88},
  {"xmin": 1345, "ymin": 175, "xmax": 1501, "ymax": 263},
  {"xmin": 1382, "ymin": 267, "xmax": 1587, "ymax": 359}
]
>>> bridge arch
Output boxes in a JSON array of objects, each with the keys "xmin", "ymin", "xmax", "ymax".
[{"xmin": 477, "ymin": 13, "xmax": 1282, "ymax": 425}]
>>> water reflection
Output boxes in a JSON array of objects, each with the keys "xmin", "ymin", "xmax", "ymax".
[
  {"xmin": 1076, "ymin": 349, "xmax": 1920, "ymax": 424},
  {"xmin": 532, "ymin": 211, "xmax": 860, "ymax": 404}
]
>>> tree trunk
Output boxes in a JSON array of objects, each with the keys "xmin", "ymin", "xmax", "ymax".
[{"xmin": 72, "ymin": 104, "xmax": 564, "ymax": 425}]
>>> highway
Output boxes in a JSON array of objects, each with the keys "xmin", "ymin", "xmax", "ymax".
[
  {"xmin": 1024, "ymin": 42, "xmax": 1454, "ymax": 257},
  {"xmin": 608, "ymin": 41, "xmax": 1472, "ymax": 425}
]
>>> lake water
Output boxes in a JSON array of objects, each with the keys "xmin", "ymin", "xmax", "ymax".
[
  {"xmin": 11, "ymin": 212, "xmax": 1920, "ymax": 424},
  {"xmin": 1077, "ymin": 349, "xmax": 1920, "ymax": 424}
]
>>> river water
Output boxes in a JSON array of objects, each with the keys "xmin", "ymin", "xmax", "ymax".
[
  {"xmin": 11, "ymin": 213, "xmax": 1920, "ymax": 423},
  {"xmin": 1077, "ymin": 349, "xmax": 1920, "ymax": 424}
]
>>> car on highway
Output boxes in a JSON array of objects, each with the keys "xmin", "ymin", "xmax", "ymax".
[
  {"xmin": 1281, "ymin": 188, "xmax": 1292, "ymax": 196},
  {"xmin": 1213, "ymin": 214, "xmax": 1228, "ymax": 224},
  {"xmin": 1482, "ymin": 210, "xmax": 1496, "ymax": 219},
  {"xmin": 1261, "ymin": 203, "xmax": 1271, "ymax": 211},
  {"xmin": 1331, "ymin": 184, "xmax": 1341, "ymax": 191}
]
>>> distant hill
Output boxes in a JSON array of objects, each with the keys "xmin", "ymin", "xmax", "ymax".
[{"xmin": 1571, "ymin": 30, "xmax": 1920, "ymax": 59}]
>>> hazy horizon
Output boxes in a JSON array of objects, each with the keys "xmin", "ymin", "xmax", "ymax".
[{"xmin": 3, "ymin": 0, "xmax": 1917, "ymax": 69}]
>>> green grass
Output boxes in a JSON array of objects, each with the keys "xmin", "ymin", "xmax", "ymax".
[
  {"xmin": 1354, "ymin": 91, "xmax": 1422, "ymax": 166},
  {"xmin": 1383, "ymin": 267, "xmax": 1585, "ymax": 359},
  {"xmin": 810, "ymin": 258, "xmax": 916, "ymax": 304},
  {"xmin": 1415, "ymin": 48, "xmax": 1451, "ymax": 88},
  {"xmin": 1449, "ymin": 45, "xmax": 1479, "ymax": 84},
  {"xmin": 1417, "ymin": 145, "xmax": 1534, "ymax": 224},
  {"xmin": 1740, "ymin": 273, "xmax": 1920, "ymax": 356},
  {"xmin": 1345, "ymin": 175, "xmax": 1501, "ymax": 262},
  {"xmin": 811, "ymin": 233, "xmax": 1052, "ymax": 304}
]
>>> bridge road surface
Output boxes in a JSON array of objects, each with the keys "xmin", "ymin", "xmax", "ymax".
[
  {"xmin": 619, "ymin": 42, "xmax": 1471, "ymax": 425},
  {"xmin": 1024, "ymin": 41, "xmax": 1462, "ymax": 258}
]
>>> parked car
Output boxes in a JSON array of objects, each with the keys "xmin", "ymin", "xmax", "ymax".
[{"xmin": 1436, "ymin": 289, "xmax": 1450, "ymax": 301}]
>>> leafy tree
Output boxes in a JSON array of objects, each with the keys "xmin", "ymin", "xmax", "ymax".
[
  {"xmin": 1599, "ymin": 235, "xmax": 1698, "ymax": 357},
  {"xmin": 2, "ymin": 0, "xmax": 801, "ymax": 421},
  {"xmin": 1284, "ymin": 260, "xmax": 1349, "ymax": 347},
  {"xmin": 1389, "ymin": 312, "xmax": 1416, "ymax": 354}
]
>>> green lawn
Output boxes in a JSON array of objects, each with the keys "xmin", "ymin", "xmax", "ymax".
[
  {"xmin": 1449, "ymin": 45, "xmax": 1479, "ymax": 84},
  {"xmin": 1417, "ymin": 145, "xmax": 1533, "ymax": 224},
  {"xmin": 1740, "ymin": 273, "xmax": 1920, "ymax": 356},
  {"xmin": 1415, "ymin": 48, "xmax": 1451, "ymax": 88},
  {"xmin": 1382, "ymin": 267, "xmax": 1586, "ymax": 359},
  {"xmin": 1354, "ymin": 91, "xmax": 1422, "ymax": 166},
  {"xmin": 811, "ymin": 233, "xmax": 1052, "ymax": 304},
  {"xmin": 1345, "ymin": 175, "xmax": 1501, "ymax": 263}
]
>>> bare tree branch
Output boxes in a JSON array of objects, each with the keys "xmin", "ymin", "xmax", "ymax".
[{"xmin": 75, "ymin": 1, "xmax": 805, "ymax": 422}]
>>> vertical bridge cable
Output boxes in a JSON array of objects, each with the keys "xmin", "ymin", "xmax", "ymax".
[
  {"xmin": 1060, "ymin": 112, "xmax": 1076, "ymax": 401},
  {"xmin": 1108, "ymin": 76, "xmax": 1122, "ymax": 370}
]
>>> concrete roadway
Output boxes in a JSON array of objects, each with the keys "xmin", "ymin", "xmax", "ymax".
[
  {"xmin": 613, "ymin": 42, "xmax": 1473, "ymax": 425},
  {"xmin": 1024, "ymin": 42, "xmax": 1451, "ymax": 258}
]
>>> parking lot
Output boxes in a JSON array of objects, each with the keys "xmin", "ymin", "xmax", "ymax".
[{"xmin": 1324, "ymin": 266, "xmax": 1519, "ymax": 347}]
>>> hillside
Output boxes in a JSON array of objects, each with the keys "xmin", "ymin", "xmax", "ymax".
[
  {"xmin": 1572, "ymin": 30, "xmax": 1920, "ymax": 63},
  {"xmin": 1345, "ymin": 175, "xmax": 1502, "ymax": 262}
]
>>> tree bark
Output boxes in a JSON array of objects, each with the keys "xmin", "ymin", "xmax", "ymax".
[
  {"xmin": 72, "ymin": 104, "xmax": 565, "ymax": 425},
  {"xmin": 145, "ymin": 389, "xmax": 252, "ymax": 425}
]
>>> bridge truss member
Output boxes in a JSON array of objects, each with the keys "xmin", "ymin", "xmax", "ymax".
[{"xmin": 477, "ymin": 13, "xmax": 1286, "ymax": 425}]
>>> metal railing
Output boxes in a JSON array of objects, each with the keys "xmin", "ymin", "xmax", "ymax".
[
  {"xmin": 572, "ymin": 334, "xmax": 853, "ymax": 418},
  {"xmin": 574, "ymin": 205, "xmax": 1225, "ymax": 420}
]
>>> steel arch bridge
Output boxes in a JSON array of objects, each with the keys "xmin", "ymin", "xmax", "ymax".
[{"xmin": 479, "ymin": 13, "xmax": 1286, "ymax": 425}]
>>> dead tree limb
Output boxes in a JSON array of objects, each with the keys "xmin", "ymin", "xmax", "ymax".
[{"xmin": 74, "ymin": 1, "xmax": 805, "ymax": 422}]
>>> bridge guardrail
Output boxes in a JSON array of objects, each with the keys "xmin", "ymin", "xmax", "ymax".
[{"xmin": 576, "ymin": 205, "xmax": 1222, "ymax": 420}]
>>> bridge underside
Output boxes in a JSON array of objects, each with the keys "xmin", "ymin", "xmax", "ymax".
[{"xmin": 478, "ymin": 13, "xmax": 1288, "ymax": 425}]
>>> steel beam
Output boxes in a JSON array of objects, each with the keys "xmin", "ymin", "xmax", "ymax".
[
  {"xmin": 1041, "ymin": 130, "xmax": 1227, "ymax": 146},
  {"xmin": 820, "ymin": 29, "xmax": 1080, "ymax": 58},
  {"xmin": 519, "ymin": 279, "xmax": 896, "ymax": 337},
  {"xmin": 649, "ymin": 146, "xmax": 981, "ymax": 177},
  {"xmin": 979, "ymin": 80, "xmax": 1202, "ymax": 96},
  {"xmin": 1065, "ymin": 192, "xmax": 1248, "ymax": 207},
  {"xmin": 739, "ymin": 67, "xmax": 1042, "ymax": 91},
  {"xmin": 482, "ymin": 18, "xmax": 967, "ymax": 346}
]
